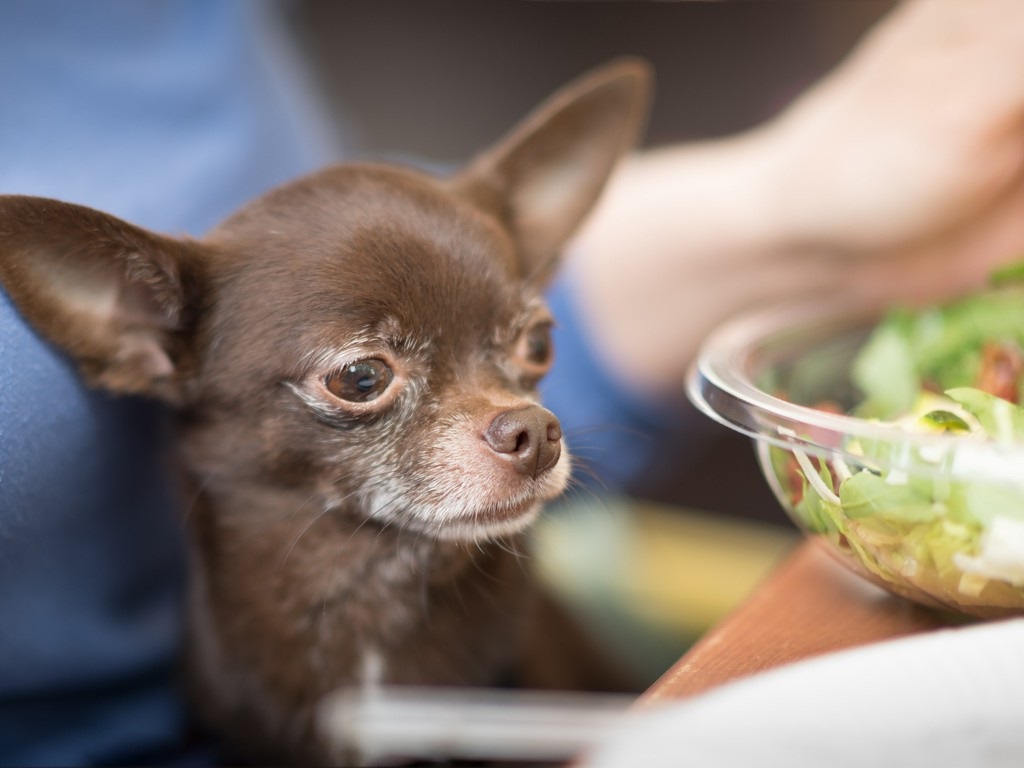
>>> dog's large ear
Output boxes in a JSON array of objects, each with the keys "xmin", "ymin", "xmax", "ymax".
[
  {"xmin": 0, "ymin": 195, "xmax": 208, "ymax": 403},
  {"xmin": 451, "ymin": 57, "xmax": 652, "ymax": 285}
]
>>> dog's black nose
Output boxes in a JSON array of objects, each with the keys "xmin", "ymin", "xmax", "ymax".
[{"xmin": 484, "ymin": 406, "xmax": 562, "ymax": 478}]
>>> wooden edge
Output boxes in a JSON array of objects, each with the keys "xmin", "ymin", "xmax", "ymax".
[{"xmin": 637, "ymin": 539, "xmax": 956, "ymax": 705}]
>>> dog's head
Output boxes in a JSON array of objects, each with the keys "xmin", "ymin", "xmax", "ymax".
[{"xmin": 0, "ymin": 59, "xmax": 650, "ymax": 541}]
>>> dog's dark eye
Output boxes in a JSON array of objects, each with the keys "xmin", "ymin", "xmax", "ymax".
[
  {"xmin": 324, "ymin": 359, "xmax": 394, "ymax": 403},
  {"xmin": 518, "ymin": 323, "xmax": 554, "ymax": 369}
]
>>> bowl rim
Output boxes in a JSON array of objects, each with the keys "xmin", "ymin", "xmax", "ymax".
[{"xmin": 686, "ymin": 299, "xmax": 1024, "ymax": 487}]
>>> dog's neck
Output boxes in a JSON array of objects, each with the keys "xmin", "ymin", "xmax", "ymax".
[
  {"xmin": 187, "ymin": 478, "xmax": 504, "ymax": 599},
  {"xmin": 185, "ymin": 477, "xmax": 532, "ymax": 711}
]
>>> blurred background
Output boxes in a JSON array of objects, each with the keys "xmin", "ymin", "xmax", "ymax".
[
  {"xmin": 284, "ymin": 0, "xmax": 898, "ymax": 684},
  {"xmin": 290, "ymin": 1, "xmax": 892, "ymax": 161}
]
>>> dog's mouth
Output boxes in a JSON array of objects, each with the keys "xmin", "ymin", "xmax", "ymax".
[
  {"xmin": 435, "ymin": 499, "xmax": 547, "ymax": 543},
  {"xmin": 324, "ymin": 417, "xmax": 573, "ymax": 543},
  {"xmin": 357, "ymin": 452, "xmax": 571, "ymax": 543},
  {"xmin": 441, "ymin": 451, "xmax": 572, "ymax": 541},
  {"xmin": 388, "ymin": 491, "xmax": 553, "ymax": 543}
]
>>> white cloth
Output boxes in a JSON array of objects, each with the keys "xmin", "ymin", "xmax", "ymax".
[{"xmin": 585, "ymin": 618, "xmax": 1024, "ymax": 767}]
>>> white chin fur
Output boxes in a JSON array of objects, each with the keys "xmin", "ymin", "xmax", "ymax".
[
  {"xmin": 359, "ymin": 448, "xmax": 570, "ymax": 542},
  {"xmin": 431, "ymin": 501, "xmax": 545, "ymax": 543}
]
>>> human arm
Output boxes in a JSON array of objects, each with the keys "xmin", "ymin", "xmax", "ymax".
[{"xmin": 568, "ymin": 0, "xmax": 1024, "ymax": 400}]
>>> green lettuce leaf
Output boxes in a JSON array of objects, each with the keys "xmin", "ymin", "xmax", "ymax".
[
  {"xmin": 839, "ymin": 470, "xmax": 938, "ymax": 524},
  {"xmin": 852, "ymin": 287, "xmax": 1024, "ymax": 419},
  {"xmin": 944, "ymin": 387, "xmax": 1024, "ymax": 443}
]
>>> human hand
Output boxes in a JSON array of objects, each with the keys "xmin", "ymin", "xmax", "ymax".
[
  {"xmin": 568, "ymin": 0, "xmax": 1024, "ymax": 397},
  {"xmin": 765, "ymin": 0, "xmax": 1024, "ymax": 301}
]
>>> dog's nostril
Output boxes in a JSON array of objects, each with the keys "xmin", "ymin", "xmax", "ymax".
[{"xmin": 484, "ymin": 406, "xmax": 562, "ymax": 478}]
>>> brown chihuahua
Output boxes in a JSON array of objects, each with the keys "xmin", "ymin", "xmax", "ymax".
[{"xmin": 0, "ymin": 59, "xmax": 650, "ymax": 763}]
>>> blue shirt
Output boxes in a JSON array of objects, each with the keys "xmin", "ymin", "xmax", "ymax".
[{"xmin": 1, "ymin": 2, "xmax": 337, "ymax": 764}]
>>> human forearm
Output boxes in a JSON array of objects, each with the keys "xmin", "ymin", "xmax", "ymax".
[
  {"xmin": 569, "ymin": 0, "xmax": 1024, "ymax": 400},
  {"xmin": 568, "ymin": 130, "xmax": 837, "ymax": 400}
]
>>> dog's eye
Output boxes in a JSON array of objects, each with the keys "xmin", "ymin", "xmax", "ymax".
[
  {"xmin": 518, "ymin": 323, "xmax": 554, "ymax": 369},
  {"xmin": 324, "ymin": 359, "xmax": 394, "ymax": 403}
]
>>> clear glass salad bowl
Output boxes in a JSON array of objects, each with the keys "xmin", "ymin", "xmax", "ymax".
[{"xmin": 688, "ymin": 299, "xmax": 1024, "ymax": 618}]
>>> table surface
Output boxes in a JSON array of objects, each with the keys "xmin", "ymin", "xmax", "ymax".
[{"xmin": 639, "ymin": 538, "xmax": 960, "ymax": 704}]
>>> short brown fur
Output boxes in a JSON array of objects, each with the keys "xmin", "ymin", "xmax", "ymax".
[{"xmin": 0, "ymin": 59, "xmax": 651, "ymax": 764}]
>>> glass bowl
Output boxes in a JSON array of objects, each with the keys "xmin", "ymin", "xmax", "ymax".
[{"xmin": 687, "ymin": 301, "xmax": 1024, "ymax": 618}]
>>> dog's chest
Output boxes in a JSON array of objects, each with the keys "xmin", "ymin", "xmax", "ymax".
[
  {"xmin": 309, "ymin": 535, "xmax": 534, "ymax": 687},
  {"xmin": 195, "ymin": 503, "xmax": 533, "ymax": 690}
]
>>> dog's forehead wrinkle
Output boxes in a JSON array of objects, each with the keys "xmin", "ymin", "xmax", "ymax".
[
  {"xmin": 225, "ymin": 163, "xmax": 516, "ymax": 276},
  {"xmin": 186, "ymin": 163, "xmax": 544, "ymax": 405},
  {"xmin": 346, "ymin": 230, "xmax": 507, "ymax": 307},
  {"xmin": 496, "ymin": 294, "xmax": 550, "ymax": 342},
  {"xmin": 299, "ymin": 321, "xmax": 433, "ymax": 376}
]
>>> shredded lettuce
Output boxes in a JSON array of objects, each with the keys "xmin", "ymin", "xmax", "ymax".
[
  {"xmin": 778, "ymin": 284, "xmax": 1024, "ymax": 614},
  {"xmin": 852, "ymin": 287, "xmax": 1024, "ymax": 419}
]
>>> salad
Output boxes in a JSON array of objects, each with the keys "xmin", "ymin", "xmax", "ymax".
[{"xmin": 774, "ymin": 282, "xmax": 1024, "ymax": 616}]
